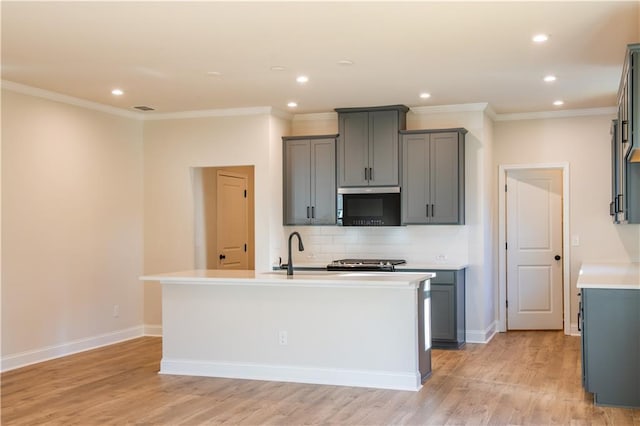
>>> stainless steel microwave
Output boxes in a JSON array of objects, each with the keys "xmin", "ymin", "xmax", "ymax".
[{"xmin": 337, "ymin": 187, "xmax": 402, "ymax": 226}]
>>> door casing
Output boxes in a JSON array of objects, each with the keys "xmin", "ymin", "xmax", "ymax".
[{"xmin": 498, "ymin": 163, "xmax": 571, "ymax": 335}]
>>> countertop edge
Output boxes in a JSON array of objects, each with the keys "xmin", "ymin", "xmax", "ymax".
[{"xmin": 140, "ymin": 270, "xmax": 435, "ymax": 290}]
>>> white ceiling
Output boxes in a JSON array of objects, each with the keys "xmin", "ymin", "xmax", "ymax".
[{"xmin": 1, "ymin": 1, "xmax": 638, "ymax": 115}]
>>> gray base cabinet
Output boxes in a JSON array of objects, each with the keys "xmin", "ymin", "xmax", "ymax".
[
  {"xmin": 283, "ymin": 135, "xmax": 337, "ymax": 225},
  {"xmin": 401, "ymin": 129, "xmax": 466, "ymax": 224},
  {"xmin": 430, "ymin": 269, "xmax": 465, "ymax": 349},
  {"xmin": 580, "ymin": 289, "xmax": 640, "ymax": 408}
]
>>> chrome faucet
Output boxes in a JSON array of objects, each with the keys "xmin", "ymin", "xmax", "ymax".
[{"xmin": 287, "ymin": 231, "xmax": 305, "ymax": 276}]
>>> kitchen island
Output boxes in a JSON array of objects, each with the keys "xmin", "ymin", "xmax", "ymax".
[
  {"xmin": 577, "ymin": 262, "xmax": 640, "ymax": 408},
  {"xmin": 140, "ymin": 270, "xmax": 434, "ymax": 391}
]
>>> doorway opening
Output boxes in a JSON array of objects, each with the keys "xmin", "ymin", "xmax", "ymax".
[
  {"xmin": 498, "ymin": 163, "xmax": 570, "ymax": 335},
  {"xmin": 192, "ymin": 165, "xmax": 255, "ymax": 270}
]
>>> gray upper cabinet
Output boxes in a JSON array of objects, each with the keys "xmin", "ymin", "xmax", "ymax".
[
  {"xmin": 283, "ymin": 135, "xmax": 337, "ymax": 225},
  {"xmin": 336, "ymin": 105, "xmax": 408, "ymax": 187},
  {"xmin": 401, "ymin": 129, "xmax": 466, "ymax": 224},
  {"xmin": 613, "ymin": 44, "xmax": 640, "ymax": 224}
]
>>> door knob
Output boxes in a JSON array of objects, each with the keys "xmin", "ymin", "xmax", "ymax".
[
  {"xmin": 219, "ymin": 254, "xmax": 226, "ymax": 260},
  {"xmin": 554, "ymin": 255, "xmax": 561, "ymax": 261}
]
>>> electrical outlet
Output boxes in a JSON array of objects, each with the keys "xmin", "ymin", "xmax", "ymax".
[
  {"xmin": 278, "ymin": 330, "xmax": 288, "ymax": 345},
  {"xmin": 113, "ymin": 304, "xmax": 120, "ymax": 318},
  {"xmin": 436, "ymin": 254, "xmax": 447, "ymax": 261}
]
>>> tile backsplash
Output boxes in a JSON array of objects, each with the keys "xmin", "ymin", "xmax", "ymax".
[{"xmin": 281, "ymin": 225, "xmax": 469, "ymax": 265}]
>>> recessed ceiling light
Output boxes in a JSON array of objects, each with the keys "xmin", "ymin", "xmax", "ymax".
[
  {"xmin": 533, "ymin": 34, "xmax": 549, "ymax": 43},
  {"xmin": 296, "ymin": 75, "xmax": 309, "ymax": 84},
  {"xmin": 271, "ymin": 66, "xmax": 286, "ymax": 71},
  {"xmin": 544, "ymin": 75, "xmax": 557, "ymax": 82},
  {"xmin": 419, "ymin": 92, "xmax": 431, "ymax": 99},
  {"xmin": 337, "ymin": 59, "xmax": 354, "ymax": 66},
  {"xmin": 111, "ymin": 89, "xmax": 124, "ymax": 96},
  {"xmin": 553, "ymin": 100, "xmax": 564, "ymax": 106},
  {"xmin": 287, "ymin": 101, "xmax": 298, "ymax": 108}
]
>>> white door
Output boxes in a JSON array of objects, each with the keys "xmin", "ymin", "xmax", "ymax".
[
  {"xmin": 506, "ymin": 169, "xmax": 563, "ymax": 330},
  {"xmin": 216, "ymin": 171, "xmax": 249, "ymax": 269}
]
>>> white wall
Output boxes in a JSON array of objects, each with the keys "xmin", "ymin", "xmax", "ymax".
[
  {"xmin": 142, "ymin": 111, "xmax": 288, "ymax": 327},
  {"xmin": 288, "ymin": 105, "xmax": 497, "ymax": 343},
  {"xmin": 1, "ymin": 89, "xmax": 144, "ymax": 368},
  {"xmin": 494, "ymin": 113, "xmax": 640, "ymax": 326}
]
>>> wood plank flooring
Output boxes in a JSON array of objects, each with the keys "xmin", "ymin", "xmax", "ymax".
[{"xmin": 2, "ymin": 331, "xmax": 639, "ymax": 425}]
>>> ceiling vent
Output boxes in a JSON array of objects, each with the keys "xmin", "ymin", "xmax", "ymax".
[{"xmin": 133, "ymin": 105, "xmax": 155, "ymax": 111}]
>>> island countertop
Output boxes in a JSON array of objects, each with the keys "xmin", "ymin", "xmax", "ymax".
[
  {"xmin": 141, "ymin": 269, "xmax": 435, "ymax": 289},
  {"xmin": 576, "ymin": 262, "xmax": 640, "ymax": 290}
]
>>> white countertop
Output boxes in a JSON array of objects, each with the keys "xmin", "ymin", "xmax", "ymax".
[
  {"xmin": 576, "ymin": 262, "xmax": 640, "ymax": 290},
  {"xmin": 141, "ymin": 269, "xmax": 435, "ymax": 289},
  {"xmin": 273, "ymin": 262, "xmax": 468, "ymax": 271}
]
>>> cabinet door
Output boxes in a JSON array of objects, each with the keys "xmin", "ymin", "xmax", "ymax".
[
  {"xmin": 431, "ymin": 284, "xmax": 455, "ymax": 341},
  {"xmin": 402, "ymin": 133, "xmax": 429, "ymax": 224},
  {"xmin": 311, "ymin": 138, "xmax": 336, "ymax": 224},
  {"xmin": 583, "ymin": 289, "xmax": 640, "ymax": 407},
  {"xmin": 338, "ymin": 112, "xmax": 369, "ymax": 187},
  {"xmin": 283, "ymin": 140, "xmax": 311, "ymax": 225},
  {"xmin": 369, "ymin": 110, "xmax": 399, "ymax": 186},
  {"xmin": 430, "ymin": 132, "xmax": 461, "ymax": 224}
]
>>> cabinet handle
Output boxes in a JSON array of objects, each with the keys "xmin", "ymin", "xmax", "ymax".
[
  {"xmin": 426, "ymin": 204, "xmax": 430, "ymax": 218},
  {"xmin": 369, "ymin": 167, "xmax": 373, "ymax": 181},
  {"xmin": 578, "ymin": 296, "xmax": 582, "ymax": 332},
  {"xmin": 364, "ymin": 168, "xmax": 369, "ymax": 181},
  {"xmin": 609, "ymin": 201, "xmax": 616, "ymax": 216},
  {"xmin": 311, "ymin": 206, "xmax": 315, "ymax": 218},
  {"xmin": 617, "ymin": 194, "xmax": 624, "ymax": 212},
  {"xmin": 431, "ymin": 204, "xmax": 435, "ymax": 217},
  {"xmin": 306, "ymin": 206, "xmax": 310, "ymax": 219},
  {"xmin": 622, "ymin": 120, "xmax": 628, "ymax": 143}
]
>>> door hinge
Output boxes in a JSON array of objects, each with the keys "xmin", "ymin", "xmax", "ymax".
[
  {"xmin": 506, "ymin": 300, "xmax": 509, "ymax": 308},
  {"xmin": 244, "ymin": 243, "xmax": 247, "ymax": 252},
  {"xmin": 244, "ymin": 189, "xmax": 247, "ymax": 198},
  {"xmin": 505, "ymin": 242, "xmax": 508, "ymax": 250}
]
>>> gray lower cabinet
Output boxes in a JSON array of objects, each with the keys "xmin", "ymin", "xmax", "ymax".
[
  {"xmin": 580, "ymin": 289, "xmax": 640, "ymax": 408},
  {"xmin": 336, "ymin": 106, "xmax": 408, "ymax": 187},
  {"xmin": 401, "ymin": 129, "xmax": 466, "ymax": 224},
  {"xmin": 430, "ymin": 269, "xmax": 466, "ymax": 349},
  {"xmin": 283, "ymin": 135, "xmax": 337, "ymax": 225}
]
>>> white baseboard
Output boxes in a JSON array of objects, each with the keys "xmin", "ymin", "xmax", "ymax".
[
  {"xmin": 160, "ymin": 358, "xmax": 422, "ymax": 391},
  {"xmin": 1, "ymin": 326, "xmax": 144, "ymax": 372},
  {"xmin": 144, "ymin": 324, "xmax": 163, "ymax": 336},
  {"xmin": 466, "ymin": 321, "xmax": 498, "ymax": 344}
]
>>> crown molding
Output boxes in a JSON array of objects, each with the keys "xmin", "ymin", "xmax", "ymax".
[
  {"xmin": 292, "ymin": 112, "xmax": 338, "ymax": 121},
  {"xmin": 143, "ymin": 106, "xmax": 278, "ymax": 121},
  {"xmin": 2, "ymin": 81, "xmax": 616, "ymax": 123},
  {"xmin": 493, "ymin": 106, "xmax": 617, "ymax": 121},
  {"xmin": 409, "ymin": 102, "xmax": 491, "ymax": 115},
  {"xmin": 2, "ymin": 80, "xmax": 142, "ymax": 120}
]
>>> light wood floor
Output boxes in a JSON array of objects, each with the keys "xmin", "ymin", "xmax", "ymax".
[{"xmin": 2, "ymin": 331, "xmax": 639, "ymax": 425}]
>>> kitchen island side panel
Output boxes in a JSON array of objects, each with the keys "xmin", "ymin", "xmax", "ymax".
[{"xmin": 160, "ymin": 281, "xmax": 423, "ymax": 390}]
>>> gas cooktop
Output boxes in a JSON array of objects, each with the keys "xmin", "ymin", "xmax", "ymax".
[{"xmin": 327, "ymin": 259, "xmax": 407, "ymax": 272}]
